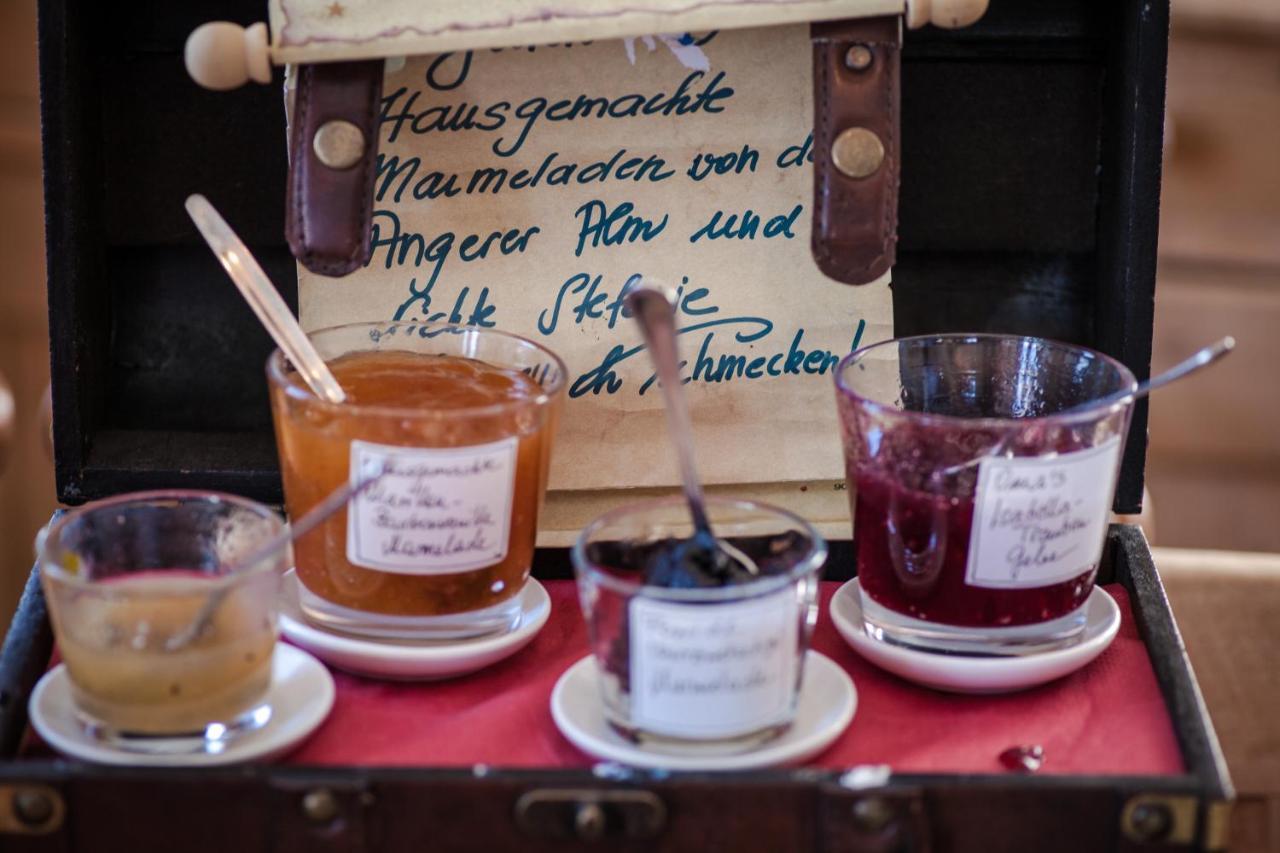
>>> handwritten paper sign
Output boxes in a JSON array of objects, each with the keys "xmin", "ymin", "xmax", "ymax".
[
  {"xmin": 965, "ymin": 437, "xmax": 1123, "ymax": 589},
  {"xmin": 629, "ymin": 590, "xmax": 799, "ymax": 738},
  {"xmin": 297, "ymin": 25, "xmax": 894, "ymax": 540},
  {"xmin": 347, "ymin": 438, "xmax": 517, "ymax": 573}
]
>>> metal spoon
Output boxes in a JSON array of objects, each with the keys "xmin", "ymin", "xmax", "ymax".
[
  {"xmin": 1060, "ymin": 335, "xmax": 1235, "ymax": 416},
  {"xmin": 940, "ymin": 336, "xmax": 1236, "ymax": 477},
  {"xmin": 185, "ymin": 194, "xmax": 347, "ymax": 404},
  {"xmin": 164, "ymin": 469, "xmax": 385, "ymax": 651},
  {"xmin": 625, "ymin": 282, "xmax": 756, "ymax": 579}
]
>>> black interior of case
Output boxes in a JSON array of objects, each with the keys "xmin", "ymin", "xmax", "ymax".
[{"xmin": 42, "ymin": 0, "xmax": 1160, "ymax": 513}]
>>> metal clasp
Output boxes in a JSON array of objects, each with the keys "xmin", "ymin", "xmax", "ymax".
[{"xmin": 514, "ymin": 788, "xmax": 666, "ymax": 842}]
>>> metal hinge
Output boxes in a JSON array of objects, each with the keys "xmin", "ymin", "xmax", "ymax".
[{"xmin": 1203, "ymin": 799, "xmax": 1234, "ymax": 852}]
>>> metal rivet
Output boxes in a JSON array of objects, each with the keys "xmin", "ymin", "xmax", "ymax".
[
  {"xmin": 831, "ymin": 127, "xmax": 885, "ymax": 179},
  {"xmin": 301, "ymin": 789, "xmax": 340, "ymax": 824},
  {"xmin": 1127, "ymin": 803, "xmax": 1172, "ymax": 843},
  {"xmin": 312, "ymin": 120, "xmax": 366, "ymax": 170},
  {"xmin": 13, "ymin": 790, "xmax": 54, "ymax": 827},
  {"xmin": 844, "ymin": 44, "xmax": 874, "ymax": 71},
  {"xmin": 574, "ymin": 802, "xmax": 607, "ymax": 842},
  {"xmin": 851, "ymin": 796, "xmax": 895, "ymax": 833}
]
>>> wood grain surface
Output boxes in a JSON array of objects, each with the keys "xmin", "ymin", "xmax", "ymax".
[
  {"xmin": 0, "ymin": 2, "xmax": 57, "ymax": 635},
  {"xmin": 1148, "ymin": 8, "xmax": 1280, "ymax": 553}
]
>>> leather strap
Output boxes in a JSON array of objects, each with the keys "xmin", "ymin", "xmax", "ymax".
[
  {"xmin": 810, "ymin": 16, "xmax": 901, "ymax": 285},
  {"xmin": 286, "ymin": 60, "xmax": 384, "ymax": 277}
]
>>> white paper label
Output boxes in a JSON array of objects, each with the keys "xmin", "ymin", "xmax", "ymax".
[
  {"xmin": 346, "ymin": 438, "xmax": 516, "ymax": 574},
  {"xmin": 629, "ymin": 588, "xmax": 799, "ymax": 739},
  {"xmin": 965, "ymin": 436, "xmax": 1123, "ymax": 589}
]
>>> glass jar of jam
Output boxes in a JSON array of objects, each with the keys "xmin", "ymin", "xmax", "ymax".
[
  {"xmin": 572, "ymin": 497, "xmax": 826, "ymax": 754},
  {"xmin": 38, "ymin": 491, "xmax": 285, "ymax": 752},
  {"xmin": 834, "ymin": 334, "xmax": 1136, "ymax": 655},
  {"xmin": 267, "ymin": 321, "xmax": 566, "ymax": 639}
]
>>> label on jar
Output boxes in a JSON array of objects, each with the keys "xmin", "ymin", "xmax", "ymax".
[
  {"xmin": 965, "ymin": 436, "xmax": 1123, "ymax": 589},
  {"xmin": 628, "ymin": 588, "xmax": 799, "ymax": 739},
  {"xmin": 346, "ymin": 437, "xmax": 516, "ymax": 574}
]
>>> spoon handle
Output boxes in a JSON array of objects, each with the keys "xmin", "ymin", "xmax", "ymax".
[
  {"xmin": 1073, "ymin": 335, "xmax": 1235, "ymax": 415},
  {"xmin": 1136, "ymin": 335, "xmax": 1235, "ymax": 398},
  {"xmin": 938, "ymin": 335, "xmax": 1236, "ymax": 478},
  {"xmin": 185, "ymin": 194, "xmax": 347, "ymax": 404},
  {"xmin": 626, "ymin": 283, "xmax": 712, "ymax": 534},
  {"xmin": 238, "ymin": 468, "xmax": 386, "ymax": 570},
  {"xmin": 164, "ymin": 469, "xmax": 385, "ymax": 652}
]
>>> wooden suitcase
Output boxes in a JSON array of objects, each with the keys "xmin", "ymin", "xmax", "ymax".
[{"xmin": 0, "ymin": 1, "xmax": 1233, "ymax": 849}]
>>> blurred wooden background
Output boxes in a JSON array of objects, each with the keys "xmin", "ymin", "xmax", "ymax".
[
  {"xmin": 0, "ymin": 0, "xmax": 56, "ymax": 635},
  {"xmin": 0, "ymin": 3, "xmax": 1277, "ymax": 609},
  {"xmin": 1150, "ymin": 0, "xmax": 1280, "ymax": 554}
]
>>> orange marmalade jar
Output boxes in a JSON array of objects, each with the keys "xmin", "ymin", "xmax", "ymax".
[{"xmin": 267, "ymin": 322, "xmax": 565, "ymax": 639}]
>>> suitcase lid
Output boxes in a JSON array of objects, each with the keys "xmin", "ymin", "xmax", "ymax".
[{"xmin": 41, "ymin": 0, "xmax": 1159, "ymax": 512}]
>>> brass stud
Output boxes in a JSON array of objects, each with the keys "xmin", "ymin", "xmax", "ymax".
[
  {"xmin": 12, "ymin": 791, "xmax": 55, "ymax": 828},
  {"xmin": 312, "ymin": 120, "xmax": 366, "ymax": 170},
  {"xmin": 851, "ymin": 796, "xmax": 895, "ymax": 833},
  {"xmin": 844, "ymin": 44, "xmax": 874, "ymax": 71},
  {"xmin": 574, "ymin": 802, "xmax": 607, "ymax": 842},
  {"xmin": 831, "ymin": 127, "xmax": 885, "ymax": 179},
  {"xmin": 301, "ymin": 789, "xmax": 340, "ymax": 824},
  {"xmin": 1126, "ymin": 802, "xmax": 1172, "ymax": 843}
]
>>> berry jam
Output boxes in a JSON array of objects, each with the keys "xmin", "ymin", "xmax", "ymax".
[
  {"xmin": 587, "ymin": 531, "xmax": 808, "ymax": 588},
  {"xmin": 852, "ymin": 466, "xmax": 1094, "ymax": 628},
  {"xmin": 834, "ymin": 334, "xmax": 1135, "ymax": 639},
  {"xmin": 585, "ymin": 531, "xmax": 813, "ymax": 692}
]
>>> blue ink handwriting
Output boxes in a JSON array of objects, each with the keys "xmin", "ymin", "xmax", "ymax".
[
  {"xmin": 689, "ymin": 204, "xmax": 803, "ymax": 243},
  {"xmin": 686, "ymin": 144, "xmax": 759, "ymax": 181},
  {"xmin": 574, "ymin": 200, "xmax": 668, "ymax": 256}
]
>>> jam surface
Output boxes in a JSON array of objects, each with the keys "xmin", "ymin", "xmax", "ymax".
[
  {"xmin": 336, "ymin": 350, "xmax": 540, "ymax": 409},
  {"xmin": 585, "ymin": 532, "xmax": 814, "ymax": 694},
  {"xmin": 272, "ymin": 350, "xmax": 552, "ymax": 616},
  {"xmin": 835, "ymin": 381, "xmax": 1106, "ymax": 630}
]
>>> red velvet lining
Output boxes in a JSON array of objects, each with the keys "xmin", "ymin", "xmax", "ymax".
[{"xmin": 287, "ymin": 582, "xmax": 1184, "ymax": 775}]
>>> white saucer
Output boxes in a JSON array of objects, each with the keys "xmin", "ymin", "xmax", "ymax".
[
  {"xmin": 829, "ymin": 579, "xmax": 1121, "ymax": 694},
  {"xmin": 29, "ymin": 644, "xmax": 334, "ymax": 766},
  {"xmin": 550, "ymin": 651, "xmax": 856, "ymax": 771},
  {"xmin": 279, "ymin": 571, "xmax": 551, "ymax": 680}
]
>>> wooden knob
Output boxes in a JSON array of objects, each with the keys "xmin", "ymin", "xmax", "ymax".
[
  {"xmin": 184, "ymin": 21, "xmax": 271, "ymax": 90},
  {"xmin": 906, "ymin": 0, "xmax": 989, "ymax": 29}
]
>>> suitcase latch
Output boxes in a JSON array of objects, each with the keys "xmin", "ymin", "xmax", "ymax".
[
  {"xmin": 822, "ymin": 782, "xmax": 930, "ymax": 853},
  {"xmin": 514, "ymin": 788, "xmax": 666, "ymax": 842}
]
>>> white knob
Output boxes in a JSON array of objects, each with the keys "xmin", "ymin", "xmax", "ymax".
[
  {"xmin": 184, "ymin": 21, "xmax": 271, "ymax": 90},
  {"xmin": 906, "ymin": 0, "xmax": 989, "ymax": 29}
]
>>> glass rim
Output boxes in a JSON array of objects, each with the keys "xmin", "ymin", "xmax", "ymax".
[
  {"xmin": 38, "ymin": 489, "xmax": 286, "ymax": 589},
  {"xmin": 571, "ymin": 496, "xmax": 828, "ymax": 602},
  {"xmin": 266, "ymin": 319, "xmax": 569, "ymax": 420},
  {"xmin": 833, "ymin": 332, "xmax": 1139, "ymax": 429}
]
